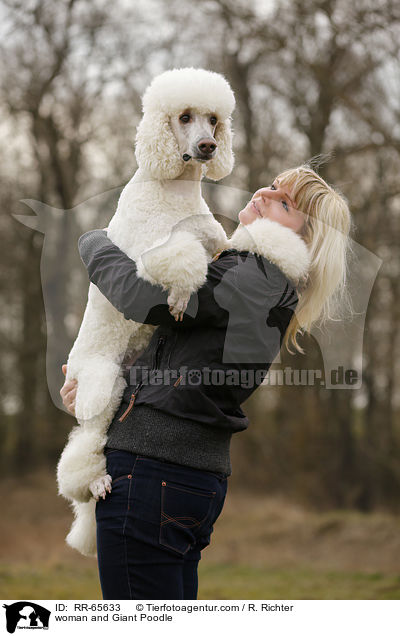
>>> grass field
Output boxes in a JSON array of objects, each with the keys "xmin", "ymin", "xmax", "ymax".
[
  {"xmin": 1, "ymin": 562, "xmax": 400, "ymax": 600},
  {"xmin": 1, "ymin": 470, "xmax": 399, "ymax": 600}
]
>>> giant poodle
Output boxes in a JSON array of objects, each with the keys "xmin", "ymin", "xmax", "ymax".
[{"xmin": 56, "ymin": 67, "xmax": 236, "ymax": 557}]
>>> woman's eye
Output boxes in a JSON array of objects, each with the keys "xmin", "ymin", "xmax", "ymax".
[
  {"xmin": 282, "ymin": 200, "xmax": 289, "ymax": 211},
  {"xmin": 210, "ymin": 116, "xmax": 217, "ymax": 126},
  {"xmin": 179, "ymin": 114, "xmax": 191, "ymax": 123}
]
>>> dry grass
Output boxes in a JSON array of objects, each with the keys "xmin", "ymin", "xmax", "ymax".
[
  {"xmin": 1, "ymin": 469, "xmax": 400, "ymax": 599},
  {"xmin": 207, "ymin": 489, "xmax": 400, "ymax": 575}
]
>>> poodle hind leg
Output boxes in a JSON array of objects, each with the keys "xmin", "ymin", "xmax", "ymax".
[
  {"xmin": 57, "ymin": 370, "xmax": 126, "ymax": 503},
  {"xmin": 57, "ymin": 425, "xmax": 107, "ymax": 503},
  {"xmin": 66, "ymin": 499, "xmax": 97, "ymax": 558},
  {"xmin": 73, "ymin": 355, "xmax": 126, "ymax": 424}
]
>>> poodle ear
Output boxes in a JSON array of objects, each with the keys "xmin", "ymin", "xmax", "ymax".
[
  {"xmin": 135, "ymin": 112, "xmax": 184, "ymax": 180},
  {"xmin": 205, "ymin": 118, "xmax": 234, "ymax": 181}
]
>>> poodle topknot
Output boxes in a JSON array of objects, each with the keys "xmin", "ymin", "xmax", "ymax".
[
  {"xmin": 142, "ymin": 67, "xmax": 235, "ymax": 119},
  {"xmin": 135, "ymin": 67, "xmax": 236, "ymax": 182}
]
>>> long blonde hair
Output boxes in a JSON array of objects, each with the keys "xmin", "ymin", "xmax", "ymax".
[{"xmin": 277, "ymin": 164, "xmax": 355, "ymax": 355}]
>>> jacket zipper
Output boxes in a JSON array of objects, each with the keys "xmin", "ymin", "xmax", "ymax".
[
  {"xmin": 153, "ymin": 335, "xmax": 166, "ymax": 369},
  {"xmin": 118, "ymin": 335, "xmax": 166, "ymax": 423},
  {"xmin": 118, "ymin": 381, "xmax": 143, "ymax": 422},
  {"xmin": 167, "ymin": 331, "xmax": 178, "ymax": 369}
]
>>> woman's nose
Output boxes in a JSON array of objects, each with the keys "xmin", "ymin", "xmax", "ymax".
[
  {"xmin": 252, "ymin": 187, "xmax": 276, "ymax": 202},
  {"xmin": 252, "ymin": 188, "xmax": 264, "ymax": 199}
]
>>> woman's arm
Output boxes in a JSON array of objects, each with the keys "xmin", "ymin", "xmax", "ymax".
[{"xmin": 78, "ymin": 230, "xmax": 237, "ymax": 328}]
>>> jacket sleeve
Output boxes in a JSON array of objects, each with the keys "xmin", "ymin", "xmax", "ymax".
[
  {"xmin": 78, "ymin": 230, "xmax": 298, "ymax": 347},
  {"xmin": 78, "ymin": 230, "xmax": 237, "ymax": 328},
  {"xmin": 214, "ymin": 252, "xmax": 299, "ymax": 364}
]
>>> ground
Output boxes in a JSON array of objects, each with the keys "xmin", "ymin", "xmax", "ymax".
[{"xmin": 1, "ymin": 470, "xmax": 399, "ymax": 599}]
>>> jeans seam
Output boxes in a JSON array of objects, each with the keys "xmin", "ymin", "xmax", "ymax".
[
  {"xmin": 167, "ymin": 482, "xmax": 217, "ymax": 499},
  {"xmin": 161, "ymin": 513, "xmax": 202, "ymax": 528},
  {"xmin": 111, "ymin": 474, "xmax": 132, "ymax": 485},
  {"xmin": 159, "ymin": 538, "xmax": 192, "ymax": 555},
  {"xmin": 122, "ymin": 455, "xmax": 139, "ymax": 600},
  {"xmin": 165, "ymin": 483, "xmax": 216, "ymax": 497}
]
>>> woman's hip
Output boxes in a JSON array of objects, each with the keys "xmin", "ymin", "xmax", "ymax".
[{"xmin": 96, "ymin": 449, "xmax": 228, "ymax": 557}]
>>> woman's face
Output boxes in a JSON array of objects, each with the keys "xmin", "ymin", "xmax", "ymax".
[{"xmin": 238, "ymin": 178, "xmax": 306, "ymax": 234}]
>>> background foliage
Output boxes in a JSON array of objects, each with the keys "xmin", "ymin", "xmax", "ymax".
[{"xmin": 1, "ymin": 0, "xmax": 400, "ymax": 515}]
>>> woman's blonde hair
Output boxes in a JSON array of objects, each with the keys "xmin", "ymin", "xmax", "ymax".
[{"xmin": 277, "ymin": 163, "xmax": 355, "ymax": 355}]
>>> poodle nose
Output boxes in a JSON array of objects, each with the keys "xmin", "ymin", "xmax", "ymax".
[{"xmin": 197, "ymin": 138, "xmax": 217, "ymax": 155}]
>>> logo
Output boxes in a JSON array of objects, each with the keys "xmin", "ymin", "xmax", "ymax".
[{"xmin": 3, "ymin": 602, "xmax": 51, "ymax": 633}]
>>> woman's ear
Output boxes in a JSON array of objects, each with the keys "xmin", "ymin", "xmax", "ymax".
[
  {"xmin": 205, "ymin": 118, "xmax": 234, "ymax": 181},
  {"xmin": 135, "ymin": 112, "xmax": 184, "ymax": 179}
]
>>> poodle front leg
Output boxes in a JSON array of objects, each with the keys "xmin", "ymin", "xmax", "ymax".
[
  {"xmin": 137, "ymin": 229, "xmax": 209, "ymax": 320},
  {"xmin": 167, "ymin": 288, "xmax": 190, "ymax": 322}
]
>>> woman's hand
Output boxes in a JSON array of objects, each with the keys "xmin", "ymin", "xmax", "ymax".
[{"xmin": 60, "ymin": 364, "xmax": 77, "ymax": 416}]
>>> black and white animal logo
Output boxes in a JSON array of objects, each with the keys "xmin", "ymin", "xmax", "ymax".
[{"xmin": 2, "ymin": 602, "xmax": 50, "ymax": 633}]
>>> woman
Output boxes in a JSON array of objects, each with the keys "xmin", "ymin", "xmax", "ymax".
[{"xmin": 60, "ymin": 164, "xmax": 352, "ymax": 600}]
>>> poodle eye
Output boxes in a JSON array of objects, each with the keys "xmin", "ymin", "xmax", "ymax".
[
  {"xmin": 179, "ymin": 113, "xmax": 191, "ymax": 123},
  {"xmin": 210, "ymin": 115, "xmax": 217, "ymax": 126},
  {"xmin": 270, "ymin": 184, "xmax": 277, "ymax": 190}
]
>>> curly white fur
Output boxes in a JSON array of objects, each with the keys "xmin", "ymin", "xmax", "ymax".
[
  {"xmin": 229, "ymin": 218, "xmax": 311, "ymax": 286},
  {"xmin": 57, "ymin": 68, "xmax": 235, "ymax": 558}
]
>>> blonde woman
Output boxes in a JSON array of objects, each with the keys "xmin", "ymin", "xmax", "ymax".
[{"xmin": 60, "ymin": 164, "xmax": 353, "ymax": 600}]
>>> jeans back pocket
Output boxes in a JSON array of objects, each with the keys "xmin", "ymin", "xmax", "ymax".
[{"xmin": 159, "ymin": 479, "xmax": 216, "ymax": 555}]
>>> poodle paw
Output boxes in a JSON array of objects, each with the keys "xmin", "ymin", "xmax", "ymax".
[
  {"xmin": 167, "ymin": 289, "xmax": 190, "ymax": 322},
  {"xmin": 89, "ymin": 474, "xmax": 112, "ymax": 501}
]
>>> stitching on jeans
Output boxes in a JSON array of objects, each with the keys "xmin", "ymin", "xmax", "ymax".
[
  {"xmin": 160, "ymin": 538, "xmax": 192, "ymax": 555},
  {"xmin": 111, "ymin": 473, "xmax": 133, "ymax": 485},
  {"xmin": 159, "ymin": 485, "xmax": 216, "ymax": 529},
  {"xmin": 159, "ymin": 481, "xmax": 216, "ymax": 555},
  {"xmin": 122, "ymin": 455, "xmax": 139, "ymax": 600},
  {"xmin": 122, "ymin": 535, "xmax": 132, "ymax": 600},
  {"xmin": 161, "ymin": 513, "xmax": 201, "ymax": 528},
  {"xmin": 164, "ymin": 483, "xmax": 216, "ymax": 497}
]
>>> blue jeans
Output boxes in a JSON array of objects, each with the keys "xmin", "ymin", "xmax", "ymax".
[{"xmin": 95, "ymin": 449, "xmax": 228, "ymax": 599}]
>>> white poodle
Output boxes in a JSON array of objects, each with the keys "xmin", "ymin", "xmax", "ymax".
[{"xmin": 57, "ymin": 67, "xmax": 236, "ymax": 557}]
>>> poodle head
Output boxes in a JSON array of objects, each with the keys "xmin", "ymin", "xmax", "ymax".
[{"xmin": 135, "ymin": 67, "xmax": 235, "ymax": 181}]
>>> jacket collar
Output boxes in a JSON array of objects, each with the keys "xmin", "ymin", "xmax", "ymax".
[{"xmin": 227, "ymin": 217, "xmax": 311, "ymax": 287}]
